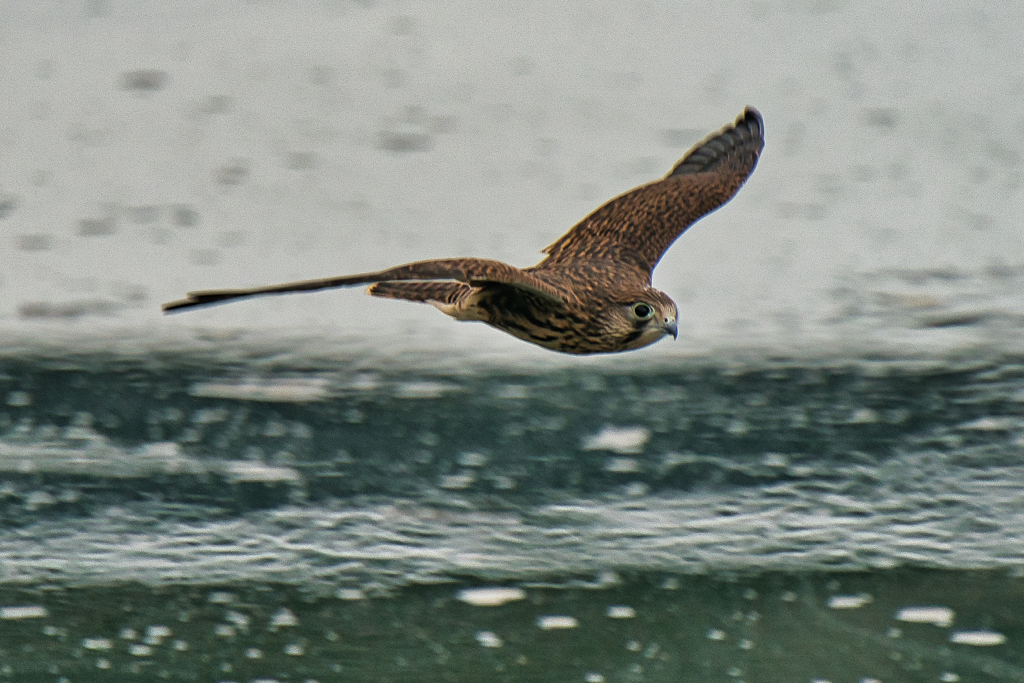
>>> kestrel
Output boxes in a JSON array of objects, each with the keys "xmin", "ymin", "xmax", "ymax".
[{"xmin": 163, "ymin": 107, "xmax": 764, "ymax": 354}]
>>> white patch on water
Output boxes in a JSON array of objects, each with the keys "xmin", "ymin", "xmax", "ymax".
[
  {"xmin": 828, "ymin": 594, "xmax": 873, "ymax": 610},
  {"xmin": 394, "ymin": 381, "xmax": 460, "ymax": 399},
  {"xmin": 335, "ymin": 588, "xmax": 364, "ymax": 601},
  {"xmin": 0, "ymin": 605, "xmax": 48, "ymax": 620},
  {"xmin": 144, "ymin": 625, "xmax": 171, "ymax": 644},
  {"xmin": 959, "ymin": 417, "xmax": 1021, "ymax": 431},
  {"xmin": 438, "ymin": 472, "xmax": 476, "ymax": 490},
  {"xmin": 949, "ymin": 630, "xmax": 1007, "ymax": 646},
  {"xmin": 895, "ymin": 606, "xmax": 955, "ymax": 628},
  {"xmin": 457, "ymin": 587, "xmax": 526, "ymax": 607},
  {"xmin": 217, "ymin": 461, "xmax": 302, "ymax": 483},
  {"xmin": 270, "ymin": 608, "xmax": 298, "ymax": 629},
  {"xmin": 475, "ymin": 630, "xmax": 503, "ymax": 648},
  {"xmin": 189, "ymin": 377, "xmax": 331, "ymax": 403},
  {"xmin": 537, "ymin": 615, "xmax": 578, "ymax": 630},
  {"xmin": 582, "ymin": 426, "xmax": 650, "ymax": 454},
  {"xmin": 847, "ymin": 408, "xmax": 879, "ymax": 424},
  {"xmin": 82, "ymin": 638, "xmax": 114, "ymax": 650},
  {"xmin": 0, "ymin": 434, "xmax": 301, "ymax": 488}
]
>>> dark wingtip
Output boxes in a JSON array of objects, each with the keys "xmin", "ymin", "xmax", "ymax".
[
  {"xmin": 667, "ymin": 106, "xmax": 765, "ymax": 178},
  {"xmin": 739, "ymin": 105, "xmax": 763, "ymax": 139}
]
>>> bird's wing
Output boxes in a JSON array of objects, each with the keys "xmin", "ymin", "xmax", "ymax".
[
  {"xmin": 537, "ymin": 107, "xmax": 763, "ymax": 275},
  {"xmin": 367, "ymin": 280, "xmax": 468, "ymax": 305},
  {"xmin": 162, "ymin": 258, "xmax": 566, "ymax": 313}
]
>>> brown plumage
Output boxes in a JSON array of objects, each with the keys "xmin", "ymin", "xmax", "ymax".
[{"xmin": 163, "ymin": 107, "xmax": 764, "ymax": 354}]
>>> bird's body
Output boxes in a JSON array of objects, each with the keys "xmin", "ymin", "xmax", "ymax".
[{"xmin": 163, "ymin": 107, "xmax": 764, "ymax": 354}]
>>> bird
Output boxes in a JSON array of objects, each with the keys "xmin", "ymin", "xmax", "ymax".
[{"xmin": 163, "ymin": 107, "xmax": 764, "ymax": 354}]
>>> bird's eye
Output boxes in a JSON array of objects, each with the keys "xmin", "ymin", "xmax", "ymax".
[{"xmin": 632, "ymin": 303, "xmax": 654, "ymax": 320}]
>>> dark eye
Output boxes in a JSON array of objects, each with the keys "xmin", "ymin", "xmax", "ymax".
[{"xmin": 632, "ymin": 303, "xmax": 653, "ymax": 320}]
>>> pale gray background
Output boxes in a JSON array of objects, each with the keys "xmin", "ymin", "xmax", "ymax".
[{"xmin": 2, "ymin": 0, "xmax": 1022, "ymax": 359}]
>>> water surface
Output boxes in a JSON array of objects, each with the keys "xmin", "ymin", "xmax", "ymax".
[{"xmin": 1, "ymin": 350, "xmax": 1023, "ymax": 681}]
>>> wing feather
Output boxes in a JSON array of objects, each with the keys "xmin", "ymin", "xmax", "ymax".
[
  {"xmin": 537, "ymin": 107, "xmax": 763, "ymax": 273},
  {"xmin": 367, "ymin": 281, "xmax": 467, "ymax": 304}
]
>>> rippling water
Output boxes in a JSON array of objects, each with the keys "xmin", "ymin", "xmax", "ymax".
[{"xmin": 1, "ymin": 349, "xmax": 1023, "ymax": 681}]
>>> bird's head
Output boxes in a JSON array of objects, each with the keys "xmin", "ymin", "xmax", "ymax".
[{"xmin": 602, "ymin": 288, "xmax": 678, "ymax": 351}]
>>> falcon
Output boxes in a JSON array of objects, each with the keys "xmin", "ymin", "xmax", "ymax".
[{"xmin": 163, "ymin": 107, "xmax": 764, "ymax": 354}]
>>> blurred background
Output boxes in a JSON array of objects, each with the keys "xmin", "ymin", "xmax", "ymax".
[
  {"xmin": 2, "ymin": 0, "xmax": 1023, "ymax": 355},
  {"xmin": 1, "ymin": 1, "xmax": 1024, "ymax": 681}
]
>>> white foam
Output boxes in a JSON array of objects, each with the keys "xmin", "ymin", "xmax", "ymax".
[
  {"xmin": 189, "ymin": 377, "xmax": 331, "ymax": 403},
  {"xmin": 144, "ymin": 625, "xmax": 171, "ymax": 644},
  {"xmin": 828, "ymin": 594, "xmax": 872, "ymax": 609},
  {"xmin": 582, "ymin": 426, "xmax": 650, "ymax": 454},
  {"xmin": 475, "ymin": 630, "xmax": 503, "ymax": 648},
  {"xmin": 221, "ymin": 461, "xmax": 302, "ymax": 483},
  {"xmin": 208, "ymin": 591, "xmax": 235, "ymax": 604},
  {"xmin": 438, "ymin": 472, "xmax": 475, "ymax": 490},
  {"xmin": 81, "ymin": 638, "xmax": 113, "ymax": 650},
  {"xmin": 949, "ymin": 630, "xmax": 1006, "ymax": 646},
  {"xmin": 270, "ymin": 608, "xmax": 299, "ymax": 629},
  {"xmin": 0, "ymin": 605, "xmax": 48, "ymax": 620},
  {"xmin": 456, "ymin": 587, "xmax": 526, "ymax": 607},
  {"xmin": 146, "ymin": 625, "xmax": 172, "ymax": 639},
  {"xmin": 959, "ymin": 417, "xmax": 1019, "ymax": 431},
  {"xmin": 537, "ymin": 615, "xmax": 579, "ymax": 630},
  {"xmin": 895, "ymin": 606, "xmax": 954, "ymax": 627}
]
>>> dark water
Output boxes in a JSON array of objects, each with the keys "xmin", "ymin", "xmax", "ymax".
[
  {"xmin": 2, "ymin": 570, "xmax": 1022, "ymax": 682},
  {"xmin": 1, "ymin": 350, "xmax": 1023, "ymax": 681}
]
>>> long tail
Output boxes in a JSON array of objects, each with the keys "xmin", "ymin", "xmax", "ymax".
[
  {"xmin": 162, "ymin": 257, "xmax": 564, "ymax": 313},
  {"xmin": 161, "ymin": 275, "xmax": 371, "ymax": 312}
]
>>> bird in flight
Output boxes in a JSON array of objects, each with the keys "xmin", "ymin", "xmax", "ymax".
[{"xmin": 163, "ymin": 107, "xmax": 764, "ymax": 354}]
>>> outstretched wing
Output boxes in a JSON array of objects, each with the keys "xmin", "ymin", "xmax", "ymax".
[
  {"xmin": 162, "ymin": 258, "xmax": 566, "ymax": 313},
  {"xmin": 537, "ymin": 107, "xmax": 763, "ymax": 275}
]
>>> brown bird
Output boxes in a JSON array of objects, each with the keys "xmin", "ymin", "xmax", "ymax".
[{"xmin": 163, "ymin": 107, "xmax": 764, "ymax": 354}]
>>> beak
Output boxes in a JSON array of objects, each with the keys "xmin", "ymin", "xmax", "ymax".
[{"xmin": 664, "ymin": 319, "xmax": 678, "ymax": 340}]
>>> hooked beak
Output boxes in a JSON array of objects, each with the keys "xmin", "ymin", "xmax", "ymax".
[{"xmin": 664, "ymin": 318, "xmax": 678, "ymax": 340}]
